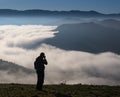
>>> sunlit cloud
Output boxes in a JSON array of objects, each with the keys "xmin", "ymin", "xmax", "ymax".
[{"xmin": 0, "ymin": 25, "xmax": 57, "ymax": 49}]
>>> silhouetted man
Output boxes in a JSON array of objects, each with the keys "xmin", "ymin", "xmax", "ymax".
[{"xmin": 34, "ymin": 52, "xmax": 48, "ymax": 91}]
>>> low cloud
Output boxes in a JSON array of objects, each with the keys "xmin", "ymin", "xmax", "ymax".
[
  {"xmin": 40, "ymin": 45, "xmax": 120, "ymax": 85},
  {"xmin": 0, "ymin": 25, "xmax": 120, "ymax": 85},
  {"xmin": 0, "ymin": 25, "xmax": 57, "ymax": 49},
  {"xmin": 0, "ymin": 71, "xmax": 36, "ymax": 84}
]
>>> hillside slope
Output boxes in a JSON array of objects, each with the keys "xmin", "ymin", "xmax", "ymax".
[
  {"xmin": 45, "ymin": 19, "xmax": 120, "ymax": 54},
  {"xmin": 0, "ymin": 59, "xmax": 34, "ymax": 74},
  {"xmin": 0, "ymin": 59, "xmax": 35, "ymax": 83}
]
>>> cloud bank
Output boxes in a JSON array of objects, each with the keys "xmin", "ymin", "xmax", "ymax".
[
  {"xmin": 0, "ymin": 25, "xmax": 57, "ymax": 67},
  {"xmin": 0, "ymin": 25, "xmax": 120, "ymax": 85}
]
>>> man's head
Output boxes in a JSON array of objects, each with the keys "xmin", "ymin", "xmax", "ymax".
[{"xmin": 40, "ymin": 52, "xmax": 45, "ymax": 58}]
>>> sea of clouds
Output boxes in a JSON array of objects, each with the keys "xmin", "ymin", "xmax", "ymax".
[{"xmin": 0, "ymin": 25, "xmax": 120, "ymax": 85}]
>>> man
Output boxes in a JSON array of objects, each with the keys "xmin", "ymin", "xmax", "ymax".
[{"xmin": 34, "ymin": 52, "xmax": 48, "ymax": 91}]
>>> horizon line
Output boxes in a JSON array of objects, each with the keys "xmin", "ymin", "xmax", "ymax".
[{"xmin": 0, "ymin": 8, "xmax": 120, "ymax": 14}]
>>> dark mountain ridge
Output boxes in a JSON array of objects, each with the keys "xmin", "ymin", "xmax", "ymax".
[
  {"xmin": 0, "ymin": 9, "xmax": 120, "ymax": 17},
  {"xmin": 44, "ymin": 19, "xmax": 120, "ymax": 54}
]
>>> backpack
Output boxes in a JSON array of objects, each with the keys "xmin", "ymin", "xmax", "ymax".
[{"xmin": 34, "ymin": 58, "xmax": 39, "ymax": 69}]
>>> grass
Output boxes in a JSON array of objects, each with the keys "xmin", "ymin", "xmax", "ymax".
[{"xmin": 0, "ymin": 84, "xmax": 120, "ymax": 97}]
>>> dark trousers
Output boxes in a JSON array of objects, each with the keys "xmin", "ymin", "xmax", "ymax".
[{"xmin": 36, "ymin": 70, "xmax": 44, "ymax": 91}]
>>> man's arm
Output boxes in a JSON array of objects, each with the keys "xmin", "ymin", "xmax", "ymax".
[{"xmin": 44, "ymin": 59, "xmax": 48, "ymax": 65}]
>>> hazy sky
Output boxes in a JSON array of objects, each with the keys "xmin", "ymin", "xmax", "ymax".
[{"xmin": 0, "ymin": 0, "xmax": 120, "ymax": 13}]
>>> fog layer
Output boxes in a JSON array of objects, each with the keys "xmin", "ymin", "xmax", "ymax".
[{"xmin": 0, "ymin": 25, "xmax": 120, "ymax": 85}]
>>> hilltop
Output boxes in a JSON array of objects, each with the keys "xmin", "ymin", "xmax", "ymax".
[{"xmin": 0, "ymin": 84, "xmax": 120, "ymax": 97}]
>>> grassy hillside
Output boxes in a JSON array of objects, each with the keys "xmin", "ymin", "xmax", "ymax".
[{"xmin": 0, "ymin": 84, "xmax": 120, "ymax": 97}]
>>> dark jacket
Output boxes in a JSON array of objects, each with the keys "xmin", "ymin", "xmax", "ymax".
[{"xmin": 34, "ymin": 56, "xmax": 48, "ymax": 71}]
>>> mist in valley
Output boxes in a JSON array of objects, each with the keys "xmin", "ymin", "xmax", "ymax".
[{"xmin": 0, "ymin": 15, "xmax": 120, "ymax": 85}]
